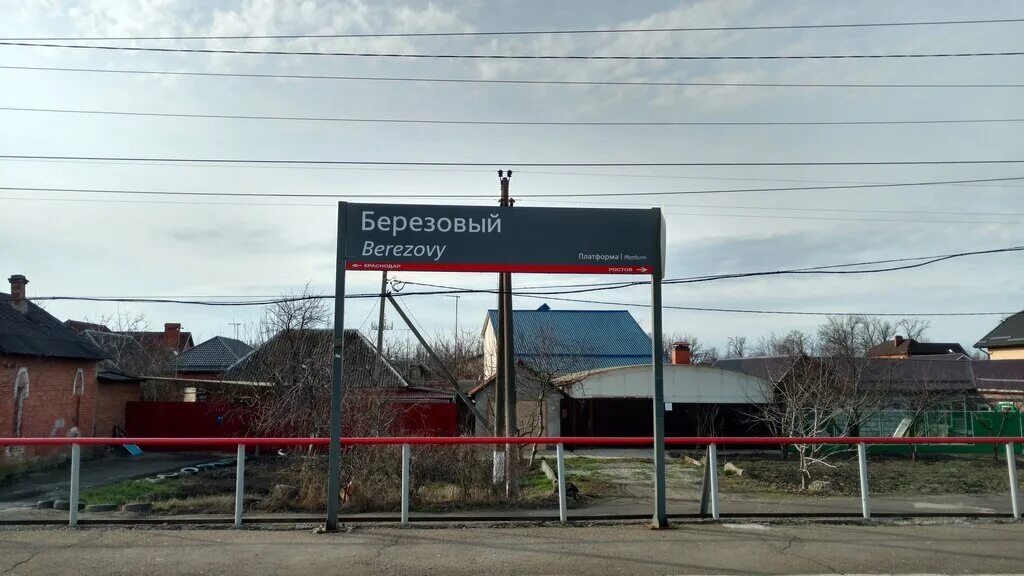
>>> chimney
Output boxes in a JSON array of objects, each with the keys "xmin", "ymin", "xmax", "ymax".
[
  {"xmin": 671, "ymin": 341, "xmax": 691, "ymax": 365},
  {"xmin": 7, "ymin": 274, "xmax": 28, "ymax": 314},
  {"xmin": 892, "ymin": 335, "xmax": 905, "ymax": 347},
  {"xmin": 163, "ymin": 323, "xmax": 182, "ymax": 350}
]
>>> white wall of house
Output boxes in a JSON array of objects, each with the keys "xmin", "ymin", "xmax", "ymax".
[
  {"xmin": 565, "ymin": 364, "xmax": 770, "ymax": 404},
  {"xmin": 482, "ymin": 319, "xmax": 498, "ymax": 379}
]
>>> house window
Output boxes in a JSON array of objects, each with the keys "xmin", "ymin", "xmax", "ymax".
[
  {"xmin": 72, "ymin": 369, "xmax": 85, "ymax": 396},
  {"xmin": 12, "ymin": 367, "xmax": 29, "ymax": 437}
]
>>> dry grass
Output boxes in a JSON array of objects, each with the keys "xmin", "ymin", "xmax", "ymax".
[{"xmin": 151, "ymin": 494, "xmax": 237, "ymax": 515}]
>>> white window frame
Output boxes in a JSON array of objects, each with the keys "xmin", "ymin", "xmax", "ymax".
[
  {"xmin": 72, "ymin": 368, "xmax": 85, "ymax": 396},
  {"xmin": 13, "ymin": 367, "xmax": 29, "ymax": 399}
]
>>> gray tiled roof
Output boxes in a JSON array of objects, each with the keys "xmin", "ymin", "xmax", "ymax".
[
  {"xmin": 0, "ymin": 293, "xmax": 106, "ymax": 360},
  {"xmin": 975, "ymin": 311, "xmax": 1024, "ymax": 350},
  {"xmin": 169, "ymin": 336, "xmax": 254, "ymax": 373},
  {"xmin": 224, "ymin": 329, "xmax": 409, "ymax": 389}
]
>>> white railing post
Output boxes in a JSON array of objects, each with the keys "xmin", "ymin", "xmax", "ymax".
[
  {"xmin": 234, "ymin": 444, "xmax": 245, "ymax": 528},
  {"xmin": 69, "ymin": 443, "xmax": 81, "ymax": 527},
  {"xmin": 1006, "ymin": 443, "xmax": 1020, "ymax": 520},
  {"xmin": 708, "ymin": 443, "xmax": 720, "ymax": 520},
  {"xmin": 857, "ymin": 443, "xmax": 871, "ymax": 519},
  {"xmin": 401, "ymin": 443, "xmax": 411, "ymax": 527},
  {"xmin": 556, "ymin": 443, "xmax": 568, "ymax": 523}
]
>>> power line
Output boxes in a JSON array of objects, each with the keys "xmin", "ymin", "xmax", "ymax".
[
  {"xmin": 6, "ymin": 17, "xmax": 1022, "ymax": 41},
  {"xmin": 4, "ymin": 195, "xmax": 1019, "ymax": 225},
  {"xmin": 27, "ymin": 245, "xmax": 1024, "ymax": 311},
  {"xmin": 4, "ymin": 155, "xmax": 1024, "ymax": 167},
  {"xmin": 517, "ymin": 293, "xmax": 1014, "ymax": 316},
  {"xmin": 604, "ymin": 200, "xmax": 1024, "ymax": 218},
  {"xmin": 5, "ymin": 176, "xmax": 1024, "ymax": 201},
  {"xmin": 4, "ymin": 40, "xmax": 1023, "ymax": 60},
  {"xmin": 5, "ymin": 105, "xmax": 1022, "ymax": 127},
  {"xmin": 25, "ymin": 291, "xmax": 1014, "ymax": 317},
  {"xmin": 7, "ymin": 155, "xmax": 1024, "ymax": 191},
  {"xmin": 5, "ymin": 64, "xmax": 1021, "ymax": 89},
  {"xmin": 400, "ymin": 246, "xmax": 1024, "ymax": 292}
]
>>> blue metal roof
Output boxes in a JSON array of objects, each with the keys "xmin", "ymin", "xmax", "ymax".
[{"xmin": 486, "ymin": 306, "xmax": 652, "ymax": 372}]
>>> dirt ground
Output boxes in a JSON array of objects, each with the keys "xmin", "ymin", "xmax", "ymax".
[{"xmin": 715, "ymin": 452, "xmax": 1023, "ymax": 496}]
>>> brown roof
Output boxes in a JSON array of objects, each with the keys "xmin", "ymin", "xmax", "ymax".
[
  {"xmin": 64, "ymin": 320, "xmax": 111, "ymax": 333},
  {"xmin": 972, "ymin": 359, "xmax": 1024, "ymax": 391},
  {"xmin": 867, "ymin": 338, "xmax": 966, "ymax": 357},
  {"xmin": 120, "ymin": 330, "xmax": 194, "ymax": 353}
]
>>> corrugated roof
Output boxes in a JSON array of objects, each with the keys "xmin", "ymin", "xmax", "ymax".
[
  {"xmin": 714, "ymin": 355, "xmax": 978, "ymax": 392},
  {"xmin": 975, "ymin": 311, "xmax": 1024, "ymax": 350},
  {"xmin": 972, "ymin": 359, "xmax": 1024, "ymax": 391},
  {"xmin": 224, "ymin": 329, "xmax": 409, "ymax": 389},
  {"xmin": 0, "ymin": 293, "xmax": 106, "ymax": 360},
  {"xmin": 169, "ymin": 336, "xmax": 254, "ymax": 373},
  {"xmin": 712, "ymin": 356, "xmax": 796, "ymax": 383},
  {"xmin": 484, "ymin": 306, "xmax": 652, "ymax": 372}
]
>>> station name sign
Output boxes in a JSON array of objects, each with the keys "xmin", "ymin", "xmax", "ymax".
[{"xmin": 341, "ymin": 203, "xmax": 663, "ymax": 276}]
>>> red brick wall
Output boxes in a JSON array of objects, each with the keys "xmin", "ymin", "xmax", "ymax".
[
  {"xmin": 93, "ymin": 383, "xmax": 142, "ymax": 438},
  {"xmin": 1, "ymin": 355, "xmax": 98, "ymax": 458}
]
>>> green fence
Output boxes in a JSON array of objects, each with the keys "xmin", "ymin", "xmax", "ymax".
[{"xmin": 860, "ymin": 409, "xmax": 1024, "ymax": 455}]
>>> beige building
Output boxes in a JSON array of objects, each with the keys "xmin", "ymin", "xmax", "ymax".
[{"xmin": 975, "ymin": 311, "xmax": 1024, "ymax": 360}]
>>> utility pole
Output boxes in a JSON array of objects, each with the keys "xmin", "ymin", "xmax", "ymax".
[
  {"xmin": 445, "ymin": 294, "xmax": 461, "ymax": 338},
  {"xmin": 499, "ymin": 169, "xmax": 517, "ymax": 498},
  {"xmin": 376, "ymin": 272, "xmax": 388, "ymax": 354}
]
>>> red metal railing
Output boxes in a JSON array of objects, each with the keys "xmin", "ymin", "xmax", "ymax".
[{"xmin": 3, "ymin": 435, "xmax": 1022, "ymax": 447}]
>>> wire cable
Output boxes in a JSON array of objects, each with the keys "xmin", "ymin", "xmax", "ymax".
[
  {"xmin": 5, "ymin": 17, "xmax": 1023, "ymax": 41},
  {"xmin": 5, "ymin": 176, "xmax": 1024, "ymax": 202},
  {"xmin": 26, "ymin": 246, "xmax": 1024, "ymax": 312},
  {"xmin": 4, "ymin": 40, "xmax": 1023, "ymax": 60},
  {"xmin": 5, "ymin": 105, "xmax": 1022, "ymax": 127},
  {"xmin": 5, "ymin": 64, "xmax": 1021, "ymax": 89},
  {"xmin": 4, "ymin": 155, "xmax": 1024, "ymax": 167},
  {"xmin": 25, "ymin": 289, "xmax": 1015, "ymax": 315},
  {"xmin": 3, "ymin": 195, "xmax": 1020, "ymax": 226}
]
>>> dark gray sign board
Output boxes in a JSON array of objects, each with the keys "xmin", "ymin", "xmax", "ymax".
[
  {"xmin": 343, "ymin": 203, "xmax": 664, "ymax": 276},
  {"xmin": 328, "ymin": 201, "xmax": 670, "ymax": 530}
]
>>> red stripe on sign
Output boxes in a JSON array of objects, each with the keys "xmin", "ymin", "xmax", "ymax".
[{"xmin": 345, "ymin": 262, "xmax": 653, "ymax": 275}]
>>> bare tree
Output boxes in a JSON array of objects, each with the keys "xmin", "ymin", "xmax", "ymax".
[
  {"xmin": 818, "ymin": 315, "xmax": 930, "ymax": 357},
  {"xmin": 752, "ymin": 330, "xmax": 814, "ymax": 358},
  {"xmin": 79, "ymin": 312, "xmax": 182, "ymax": 400},
  {"xmin": 887, "ymin": 360, "xmax": 965, "ymax": 461},
  {"xmin": 751, "ymin": 353, "xmax": 889, "ymax": 489},
  {"xmin": 895, "ymin": 318, "xmax": 931, "ymax": 341},
  {"xmin": 662, "ymin": 332, "xmax": 719, "ymax": 365},
  {"xmin": 725, "ymin": 336, "xmax": 748, "ymax": 359}
]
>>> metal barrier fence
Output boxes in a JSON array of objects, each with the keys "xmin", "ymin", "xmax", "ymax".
[{"xmin": 1, "ymin": 436, "xmax": 1021, "ymax": 527}]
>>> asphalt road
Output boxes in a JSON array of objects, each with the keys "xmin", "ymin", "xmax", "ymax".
[
  {"xmin": 1, "ymin": 521, "xmax": 1022, "ymax": 575},
  {"xmin": 0, "ymin": 452, "xmax": 221, "ymax": 507}
]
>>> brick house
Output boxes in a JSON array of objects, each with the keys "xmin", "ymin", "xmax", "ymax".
[
  {"xmin": 1, "ymin": 275, "xmax": 106, "ymax": 457},
  {"xmin": 866, "ymin": 335, "xmax": 967, "ymax": 359}
]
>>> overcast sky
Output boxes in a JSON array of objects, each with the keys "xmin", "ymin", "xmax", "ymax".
[{"xmin": 1, "ymin": 0, "xmax": 1022, "ymax": 354}]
